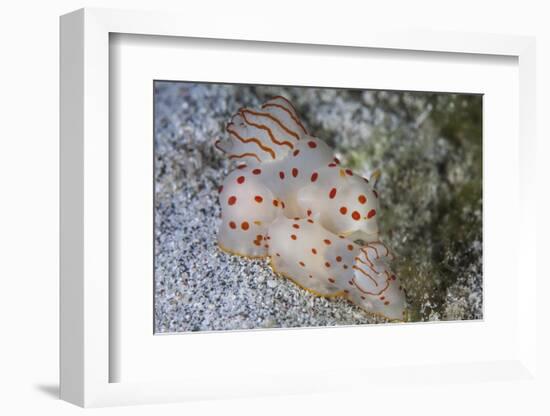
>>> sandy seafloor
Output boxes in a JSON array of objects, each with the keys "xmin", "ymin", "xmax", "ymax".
[{"xmin": 154, "ymin": 82, "xmax": 483, "ymax": 333}]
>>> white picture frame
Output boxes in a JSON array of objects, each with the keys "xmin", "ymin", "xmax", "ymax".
[{"xmin": 60, "ymin": 7, "xmax": 539, "ymax": 408}]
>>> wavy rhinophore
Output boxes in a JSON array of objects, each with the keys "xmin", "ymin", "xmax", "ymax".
[{"xmin": 215, "ymin": 96, "xmax": 407, "ymax": 321}]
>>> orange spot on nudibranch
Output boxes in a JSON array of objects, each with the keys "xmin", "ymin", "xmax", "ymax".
[
  {"xmin": 229, "ymin": 221, "xmax": 237, "ymax": 229},
  {"xmin": 328, "ymin": 278, "xmax": 336, "ymax": 283},
  {"xmin": 352, "ymin": 211, "xmax": 361, "ymax": 221},
  {"xmin": 256, "ymin": 235, "xmax": 263, "ymax": 241},
  {"xmin": 328, "ymin": 163, "xmax": 337, "ymax": 168},
  {"xmin": 299, "ymin": 261, "xmax": 305, "ymax": 267},
  {"xmin": 252, "ymin": 168, "xmax": 262, "ymax": 175},
  {"xmin": 254, "ymin": 195, "xmax": 263, "ymax": 203},
  {"xmin": 311, "ymin": 172, "xmax": 318, "ymax": 182},
  {"xmin": 241, "ymin": 221, "xmax": 250, "ymax": 230},
  {"xmin": 311, "ymin": 248, "xmax": 317, "ymax": 255},
  {"xmin": 336, "ymin": 256, "xmax": 342, "ymax": 262},
  {"xmin": 293, "ymin": 224, "xmax": 300, "ymax": 229},
  {"xmin": 325, "ymin": 262, "xmax": 331, "ymax": 268},
  {"xmin": 308, "ymin": 141, "xmax": 317, "ymax": 148},
  {"xmin": 291, "ymin": 234, "xmax": 297, "ymax": 240},
  {"xmin": 307, "ymin": 209, "xmax": 312, "ymax": 216},
  {"xmin": 293, "ymin": 149, "xmax": 300, "ymax": 156},
  {"xmin": 367, "ymin": 209, "xmax": 377, "ymax": 219},
  {"xmin": 329, "ymin": 188, "xmax": 337, "ymax": 199},
  {"xmin": 279, "ymin": 171, "xmax": 285, "ymax": 179},
  {"xmin": 345, "ymin": 169, "xmax": 353, "ymax": 176},
  {"xmin": 339, "ymin": 206, "xmax": 348, "ymax": 215},
  {"xmin": 347, "ymin": 244, "xmax": 354, "ymax": 251},
  {"xmin": 228, "ymin": 196, "xmax": 237, "ymax": 205},
  {"xmin": 307, "ymin": 219, "xmax": 314, "ymax": 224},
  {"xmin": 273, "ymin": 199, "xmax": 279, "ymax": 207},
  {"xmin": 237, "ymin": 176, "xmax": 245, "ymax": 184},
  {"xmin": 358, "ymin": 195, "xmax": 367, "ymax": 204},
  {"xmin": 292, "ymin": 168, "xmax": 299, "ymax": 177},
  {"xmin": 323, "ymin": 239, "xmax": 332, "ymax": 245}
]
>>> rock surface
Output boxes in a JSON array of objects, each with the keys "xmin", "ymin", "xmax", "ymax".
[{"xmin": 154, "ymin": 82, "xmax": 482, "ymax": 332}]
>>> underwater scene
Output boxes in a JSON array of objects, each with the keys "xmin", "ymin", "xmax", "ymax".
[{"xmin": 154, "ymin": 82, "xmax": 482, "ymax": 332}]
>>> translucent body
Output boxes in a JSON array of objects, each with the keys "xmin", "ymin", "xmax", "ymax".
[{"xmin": 216, "ymin": 96, "xmax": 407, "ymax": 320}]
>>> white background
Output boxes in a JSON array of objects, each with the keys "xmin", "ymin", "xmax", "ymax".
[{"xmin": 0, "ymin": 1, "xmax": 548, "ymax": 415}]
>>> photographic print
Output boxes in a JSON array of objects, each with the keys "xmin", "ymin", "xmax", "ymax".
[{"xmin": 154, "ymin": 82, "xmax": 482, "ymax": 332}]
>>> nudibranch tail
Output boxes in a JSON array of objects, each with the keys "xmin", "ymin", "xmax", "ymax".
[{"xmin": 216, "ymin": 96, "xmax": 407, "ymax": 321}]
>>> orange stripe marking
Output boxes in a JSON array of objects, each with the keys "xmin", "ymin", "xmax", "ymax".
[
  {"xmin": 352, "ymin": 276, "xmax": 389, "ymax": 296},
  {"xmin": 226, "ymin": 124, "xmax": 276, "ymax": 159},
  {"xmin": 262, "ymin": 102, "xmax": 308, "ymax": 136},
  {"xmin": 352, "ymin": 265, "xmax": 379, "ymax": 287},
  {"xmin": 240, "ymin": 109, "xmax": 298, "ymax": 145},
  {"xmin": 214, "ymin": 139, "xmax": 226, "ymax": 153},
  {"xmin": 228, "ymin": 152, "xmax": 261, "ymax": 163}
]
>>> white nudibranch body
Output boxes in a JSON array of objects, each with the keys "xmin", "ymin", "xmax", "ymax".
[{"xmin": 215, "ymin": 96, "xmax": 407, "ymax": 321}]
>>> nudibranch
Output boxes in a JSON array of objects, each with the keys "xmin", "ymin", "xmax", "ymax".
[{"xmin": 215, "ymin": 96, "xmax": 407, "ymax": 321}]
